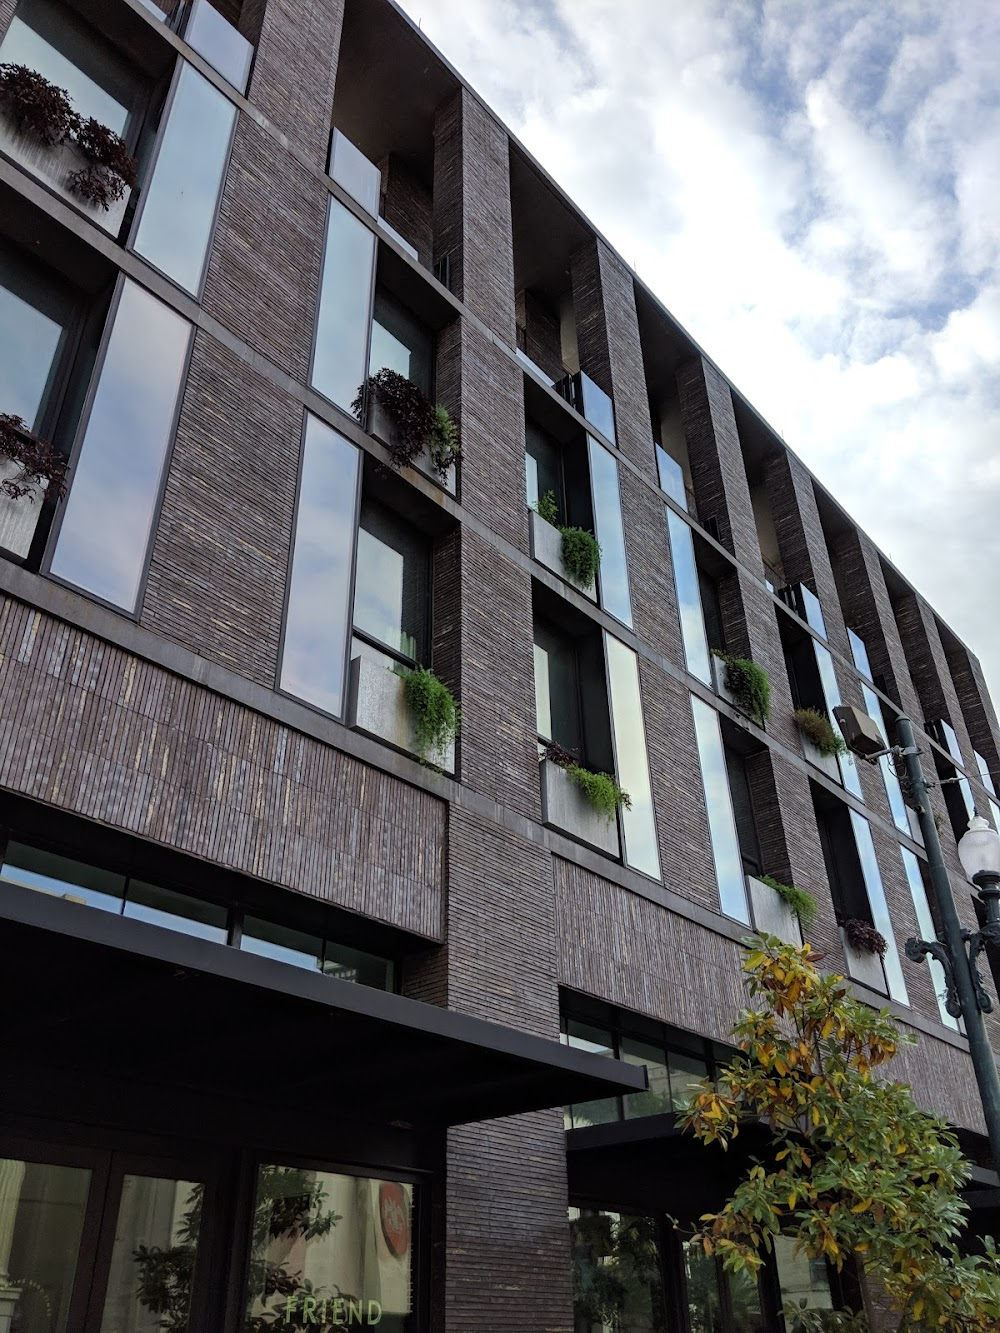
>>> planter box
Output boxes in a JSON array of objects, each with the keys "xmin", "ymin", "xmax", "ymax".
[
  {"xmin": 369, "ymin": 400, "xmax": 456, "ymax": 494},
  {"xmin": 748, "ymin": 876, "xmax": 802, "ymax": 946},
  {"xmin": 529, "ymin": 510, "xmax": 597, "ymax": 601},
  {"xmin": 711, "ymin": 654, "xmax": 744, "ymax": 715},
  {"xmin": 540, "ymin": 759, "xmax": 620, "ymax": 858},
  {"xmin": 0, "ymin": 111, "xmax": 130, "ymax": 236},
  {"xmin": 839, "ymin": 926, "xmax": 888, "ymax": 994},
  {"xmin": 798, "ymin": 730, "xmax": 841, "ymax": 782},
  {"xmin": 347, "ymin": 656, "xmax": 454, "ymax": 773},
  {"xmin": 0, "ymin": 460, "xmax": 45, "ymax": 559}
]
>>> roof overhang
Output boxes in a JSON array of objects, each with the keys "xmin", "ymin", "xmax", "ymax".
[{"xmin": 0, "ymin": 882, "xmax": 645, "ymax": 1129}]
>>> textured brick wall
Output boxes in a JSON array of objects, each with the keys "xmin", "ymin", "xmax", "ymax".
[
  {"xmin": 0, "ymin": 596, "xmax": 446, "ymax": 936},
  {"xmin": 0, "ymin": 0, "xmax": 15, "ymax": 40},
  {"xmin": 893, "ymin": 594, "xmax": 976, "ymax": 757},
  {"xmin": 246, "ymin": 0, "xmax": 345, "ymax": 161},
  {"xmin": 515, "ymin": 288, "xmax": 564, "ymax": 382},
  {"xmin": 941, "ymin": 636, "xmax": 1000, "ymax": 789},
  {"xmin": 620, "ymin": 466, "xmax": 679, "ymax": 660},
  {"xmin": 142, "ymin": 332, "xmax": 299, "ymax": 685},
  {"xmin": 570, "ymin": 238, "xmax": 655, "ymax": 474},
  {"xmin": 378, "ymin": 153, "xmax": 433, "ymax": 264}
]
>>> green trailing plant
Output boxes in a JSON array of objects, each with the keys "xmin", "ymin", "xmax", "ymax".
[
  {"xmin": 759, "ymin": 873, "xmax": 817, "ymax": 928},
  {"xmin": 0, "ymin": 413, "xmax": 67, "ymax": 500},
  {"xmin": 843, "ymin": 917, "xmax": 887, "ymax": 959},
  {"xmin": 534, "ymin": 488, "xmax": 559, "ymax": 526},
  {"xmin": 712, "ymin": 650, "xmax": 771, "ymax": 726},
  {"xmin": 402, "ymin": 666, "xmax": 459, "ymax": 765},
  {"xmin": 542, "ymin": 740, "xmax": 630, "ymax": 822},
  {"xmin": 794, "ymin": 707, "xmax": 848, "ymax": 758},
  {"xmin": 427, "ymin": 403, "xmax": 462, "ymax": 477},
  {"xmin": 560, "ymin": 526, "xmax": 602, "ymax": 588}
]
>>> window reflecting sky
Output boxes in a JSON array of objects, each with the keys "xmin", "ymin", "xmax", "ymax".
[
  {"xmin": 606, "ymin": 635, "xmax": 660, "ymax": 879},
  {"xmin": 588, "ymin": 437, "xmax": 633, "ymax": 628},
  {"xmin": 900, "ymin": 846, "xmax": 958, "ymax": 1031},
  {"xmin": 691, "ymin": 695, "xmax": 749, "ymax": 923},
  {"xmin": 0, "ymin": 256, "xmax": 68, "ymax": 430},
  {"xmin": 312, "ymin": 199, "xmax": 376, "ymax": 412},
  {"xmin": 51, "ymin": 281, "xmax": 191, "ymax": 611},
  {"xmin": 666, "ymin": 508, "xmax": 711, "ymax": 685},
  {"xmin": 850, "ymin": 809, "xmax": 908, "ymax": 1004},
  {"xmin": 813, "ymin": 641, "xmax": 864, "ymax": 798}
]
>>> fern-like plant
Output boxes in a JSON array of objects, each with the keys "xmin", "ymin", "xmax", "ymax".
[
  {"xmin": 402, "ymin": 666, "xmax": 459, "ymax": 765},
  {"xmin": 542, "ymin": 741, "xmax": 630, "ymax": 822},
  {"xmin": 713, "ymin": 651, "xmax": 771, "ymax": 725},
  {"xmin": 759, "ymin": 874, "xmax": 817, "ymax": 928},
  {"xmin": 427, "ymin": 404, "xmax": 462, "ymax": 478},
  {"xmin": 793, "ymin": 707, "xmax": 848, "ymax": 757},
  {"xmin": 560, "ymin": 526, "xmax": 601, "ymax": 588},
  {"xmin": 534, "ymin": 488, "xmax": 559, "ymax": 526}
]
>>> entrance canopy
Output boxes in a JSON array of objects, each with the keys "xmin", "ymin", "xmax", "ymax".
[{"xmin": 0, "ymin": 882, "xmax": 646, "ymax": 1128}]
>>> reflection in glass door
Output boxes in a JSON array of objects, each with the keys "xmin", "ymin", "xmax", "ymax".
[{"xmin": 0, "ymin": 1156, "xmax": 91, "ymax": 1333}]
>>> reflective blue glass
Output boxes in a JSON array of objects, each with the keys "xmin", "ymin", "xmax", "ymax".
[
  {"xmin": 1, "ymin": 842, "xmax": 124, "ymax": 911},
  {"xmin": 133, "ymin": 62, "xmax": 237, "ymax": 296},
  {"xmin": 656, "ymin": 445, "xmax": 687, "ymax": 509},
  {"xmin": 328, "ymin": 128, "xmax": 381, "ymax": 215},
  {"xmin": 184, "ymin": 0, "xmax": 253, "ymax": 92},
  {"xmin": 850, "ymin": 810, "xmax": 908, "ymax": 1004},
  {"xmin": 311, "ymin": 198, "xmax": 376, "ymax": 413},
  {"xmin": 899, "ymin": 848, "xmax": 959, "ymax": 1030},
  {"xmin": 847, "ymin": 627, "xmax": 873, "ymax": 681},
  {"xmin": 606, "ymin": 636, "xmax": 660, "ymax": 879},
  {"xmin": 123, "ymin": 880, "xmax": 228, "ymax": 942},
  {"xmin": 51, "ymin": 281, "xmax": 191, "ymax": 610},
  {"xmin": 975, "ymin": 751, "xmax": 997, "ymax": 798},
  {"xmin": 938, "ymin": 720, "xmax": 975, "ymax": 821},
  {"xmin": 666, "ymin": 508, "xmax": 711, "ymax": 684},
  {"xmin": 588, "ymin": 437, "xmax": 633, "ymax": 627},
  {"xmin": 578, "ymin": 371, "xmax": 616, "ymax": 444},
  {"xmin": 0, "ymin": 248, "xmax": 70, "ymax": 430},
  {"xmin": 812, "ymin": 642, "xmax": 864, "ymax": 798},
  {"xmin": 280, "ymin": 415, "xmax": 360, "ymax": 716},
  {"xmin": 859, "ymin": 681, "xmax": 909, "ymax": 833},
  {"xmin": 691, "ymin": 696, "xmax": 749, "ymax": 923},
  {"xmin": 800, "ymin": 585, "xmax": 827, "ymax": 638},
  {"xmin": 241, "ymin": 917, "xmax": 323, "ymax": 970}
]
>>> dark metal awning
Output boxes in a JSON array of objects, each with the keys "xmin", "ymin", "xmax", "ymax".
[{"xmin": 0, "ymin": 882, "xmax": 645, "ymax": 1128}]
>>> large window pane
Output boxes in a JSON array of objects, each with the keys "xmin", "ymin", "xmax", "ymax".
[
  {"xmin": 588, "ymin": 438, "xmax": 632, "ymax": 627},
  {"xmin": 813, "ymin": 642, "xmax": 864, "ymax": 798},
  {"xmin": 691, "ymin": 696, "xmax": 750, "ymax": 923},
  {"xmin": 850, "ymin": 811, "xmax": 908, "ymax": 1005},
  {"xmin": 322, "ymin": 942, "xmax": 394, "ymax": 991},
  {"xmin": 241, "ymin": 917, "xmax": 323, "ymax": 971},
  {"xmin": 668, "ymin": 1050, "xmax": 710, "ymax": 1112},
  {"xmin": 533, "ymin": 621, "xmax": 581, "ymax": 752},
  {"xmin": 666, "ymin": 508, "xmax": 711, "ymax": 684},
  {"xmin": 368, "ymin": 290, "xmax": 432, "ymax": 397},
  {"xmin": 133, "ymin": 62, "xmax": 237, "ymax": 296},
  {"xmin": 0, "ymin": 1157, "xmax": 91, "ymax": 1333},
  {"xmin": 569, "ymin": 1209, "xmax": 666, "ymax": 1333},
  {"xmin": 0, "ymin": 0, "xmax": 138, "ymax": 133},
  {"xmin": 100, "ymin": 1175, "xmax": 203, "ymax": 1333},
  {"xmin": 685, "ymin": 1244, "xmax": 763, "ymax": 1333},
  {"xmin": 1, "ymin": 841, "xmax": 126, "ymax": 911},
  {"xmin": 774, "ymin": 1235, "xmax": 833, "ymax": 1317},
  {"xmin": 0, "ymin": 245, "xmax": 72, "ymax": 431},
  {"xmin": 312, "ymin": 198, "xmax": 376, "ymax": 412},
  {"xmin": 184, "ymin": 0, "xmax": 253, "ymax": 93},
  {"xmin": 606, "ymin": 636, "xmax": 660, "ymax": 879},
  {"xmin": 353, "ymin": 499, "xmax": 428, "ymax": 662},
  {"xmin": 656, "ymin": 445, "xmax": 686, "ymax": 509},
  {"xmin": 562, "ymin": 1021, "xmax": 619, "ymax": 1130},
  {"xmin": 620, "ymin": 1037, "xmax": 671, "ymax": 1118},
  {"xmin": 900, "ymin": 847, "xmax": 958, "ymax": 1030},
  {"xmin": 244, "ymin": 1166, "xmax": 414, "ymax": 1330},
  {"xmin": 329, "ymin": 128, "xmax": 381, "ymax": 215},
  {"xmin": 525, "ymin": 423, "xmax": 561, "ymax": 513},
  {"xmin": 279, "ymin": 415, "xmax": 360, "ymax": 716},
  {"xmin": 123, "ymin": 880, "xmax": 228, "ymax": 942},
  {"xmin": 578, "ymin": 371, "xmax": 616, "ymax": 445},
  {"xmin": 50, "ymin": 281, "xmax": 191, "ymax": 611}
]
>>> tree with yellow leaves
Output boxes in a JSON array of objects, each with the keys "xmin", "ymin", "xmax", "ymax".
[{"xmin": 679, "ymin": 934, "xmax": 1000, "ymax": 1332}]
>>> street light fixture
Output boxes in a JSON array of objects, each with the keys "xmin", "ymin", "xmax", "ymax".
[{"xmin": 833, "ymin": 705, "xmax": 1000, "ymax": 1168}]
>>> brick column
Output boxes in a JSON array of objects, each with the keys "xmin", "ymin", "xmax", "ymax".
[
  {"xmin": 433, "ymin": 88, "xmax": 517, "ymax": 343},
  {"xmin": 377, "ymin": 153, "xmax": 433, "ymax": 263},
  {"xmin": 893, "ymin": 593, "xmax": 977, "ymax": 761},
  {"xmin": 246, "ymin": 0, "xmax": 345, "ymax": 161},
  {"xmin": 570, "ymin": 238, "xmax": 655, "ymax": 475},
  {"xmin": 942, "ymin": 638, "xmax": 1000, "ymax": 789},
  {"xmin": 0, "ymin": 1, "xmax": 16, "ymax": 40}
]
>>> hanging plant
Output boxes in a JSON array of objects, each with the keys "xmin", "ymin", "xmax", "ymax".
[
  {"xmin": 427, "ymin": 403, "xmax": 462, "ymax": 478},
  {"xmin": 0, "ymin": 414, "xmax": 67, "ymax": 500},
  {"xmin": 844, "ymin": 917, "xmax": 887, "ymax": 958},
  {"xmin": 542, "ymin": 740, "xmax": 630, "ymax": 822},
  {"xmin": 713, "ymin": 650, "xmax": 771, "ymax": 725},
  {"xmin": 69, "ymin": 116, "xmax": 137, "ymax": 208},
  {"xmin": 402, "ymin": 666, "xmax": 459, "ymax": 765},
  {"xmin": 354, "ymin": 369, "xmax": 460, "ymax": 478},
  {"xmin": 560, "ymin": 526, "xmax": 602, "ymax": 588},
  {"xmin": 793, "ymin": 707, "xmax": 848, "ymax": 758},
  {"xmin": 759, "ymin": 874, "xmax": 817, "ymax": 928}
]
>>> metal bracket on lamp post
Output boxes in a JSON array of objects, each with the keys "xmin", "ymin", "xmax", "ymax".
[{"xmin": 904, "ymin": 936, "xmax": 964, "ymax": 1018}]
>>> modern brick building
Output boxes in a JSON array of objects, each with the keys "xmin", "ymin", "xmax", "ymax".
[{"xmin": 0, "ymin": 0, "xmax": 999, "ymax": 1329}]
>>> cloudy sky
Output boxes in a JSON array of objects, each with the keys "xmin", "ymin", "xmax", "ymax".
[{"xmin": 398, "ymin": 0, "xmax": 1000, "ymax": 711}]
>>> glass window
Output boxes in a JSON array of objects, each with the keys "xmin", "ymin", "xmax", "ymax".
[
  {"xmin": 329, "ymin": 128, "xmax": 381, "ymax": 216},
  {"xmin": 937, "ymin": 720, "xmax": 976, "ymax": 825},
  {"xmin": 240, "ymin": 917, "xmax": 323, "ymax": 971},
  {"xmin": 244, "ymin": 1165, "xmax": 414, "ymax": 1330},
  {"xmin": 0, "ymin": 244, "xmax": 73, "ymax": 432},
  {"xmin": 322, "ymin": 942, "xmax": 394, "ymax": 991},
  {"xmin": 123, "ymin": 880, "xmax": 228, "ymax": 942},
  {"xmin": 1, "ymin": 841, "xmax": 126, "ymax": 910},
  {"xmin": 668, "ymin": 1050, "xmax": 710, "ymax": 1112},
  {"xmin": 850, "ymin": 811, "xmax": 908, "ymax": 1005},
  {"xmin": 562, "ymin": 1021, "xmax": 619, "ymax": 1130},
  {"xmin": 0, "ymin": 1158, "xmax": 91, "ymax": 1333},
  {"xmin": 578, "ymin": 371, "xmax": 616, "ymax": 445},
  {"xmin": 133, "ymin": 63, "xmax": 237, "ymax": 296},
  {"xmin": 100, "ymin": 1174, "xmax": 203, "ymax": 1333},
  {"xmin": 975, "ymin": 750, "xmax": 998, "ymax": 798},
  {"xmin": 900, "ymin": 847, "xmax": 958, "ymax": 1030},
  {"xmin": 799, "ymin": 584, "xmax": 827, "ymax": 639},
  {"xmin": 184, "ymin": 0, "xmax": 253, "ymax": 93},
  {"xmin": 569, "ymin": 1209, "xmax": 666, "ymax": 1333},
  {"xmin": 606, "ymin": 636, "xmax": 660, "ymax": 880},
  {"xmin": 533, "ymin": 621, "xmax": 581, "ymax": 753},
  {"xmin": 666, "ymin": 508, "xmax": 711, "ymax": 685},
  {"xmin": 525, "ymin": 422, "xmax": 561, "ymax": 514},
  {"xmin": 368, "ymin": 290, "xmax": 433, "ymax": 398},
  {"xmin": 50, "ymin": 280, "xmax": 191, "ymax": 611},
  {"xmin": 588, "ymin": 438, "xmax": 632, "ymax": 627},
  {"xmin": 312, "ymin": 198, "xmax": 376, "ymax": 413},
  {"xmin": 620, "ymin": 1037, "xmax": 671, "ymax": 1118},
  {"xmin": 0, "ymin": 0, "xmax": 140, "ymax": 134},
  {"xmin": 685, "ymin": 1243, "xmax": 764, "ymax": 1333},
  {"xmin": 858, "ymin": 680, "xmax": 909, "ymax": 833},
  {"xmin": 774, "ymin": 1235, "xmax": 833, "ymax": 1318},
  {"xmin": 656, "ymin": 444, "xmax": 686, "ymax": 510},
  {"xmin": 812, "ymin": 643, "xmax": 864, "ymax": 798},
  {"xmin": 352, "ymin": 499, "xmax": 428, "ymax": 663},
  {"xmin": 847, "ymin": 627, "xmax": 873, "ymax": 682},
  {"xmin": 279, "ymin": 415, "xmax": 361, "ymax": 717},
  {"xmin": 691, "ymin": 696, "xmax": 750, "ymax": 924}
]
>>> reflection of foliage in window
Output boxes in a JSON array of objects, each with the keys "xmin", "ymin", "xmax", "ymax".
[
  {"xmin": 685, "ymin": 1244, "xmax": 764, "ymax": 1333},
  {"xmin": 570, "ymin": 1211, "xmax": 665, "ymax": 1331},
  {"xmin": 132, "ymin": 1185, "xmax": 204, "ymax": 1332}
]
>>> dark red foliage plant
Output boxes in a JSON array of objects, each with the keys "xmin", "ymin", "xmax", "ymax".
[
  {"xmin": 69, "ymin": 116, "xmax": 137, "ymax": 208},
  {"xmin": 541, "ymin": 740, "xmax": 579, "ymax": 769},
  {"xmin": 352, "ymin": 369, "xmax": 435, "ymax": 471},
  {"xmin": 844, "ymin": 917, "xmax": 888, "ymax": 959},
  {"xmin": 0, "ymin": 63, "xmax": 77, "ymax": 145},
  {"xmin": 0, "ymin": 414, "xmax": 67, "ymax": 501}
]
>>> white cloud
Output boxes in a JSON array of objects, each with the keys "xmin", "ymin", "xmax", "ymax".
[{"xmin": 399, "ymin": 0, "xmax": 1000, "ymax": 711}]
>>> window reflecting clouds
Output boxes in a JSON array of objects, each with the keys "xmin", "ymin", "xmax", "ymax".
[
  {"xmin": 279, "ymin": 415, "xmax": 360, "ymax": 716},
  {"xmin": 691, "ymin": 696, "xmax": 750, "ymax": 923},
  {"xmin": 666, "ymin": 508, "xmax": 711, "ymax": 684},
  {"xmin": 312, "ymin": 199, "xmax": 376, "ymax": 412},
  {"xmin": 51, "ymin": 280, "xmax": 191, "ymax": 611},
  {"xmin": 900, "ymin": 846, "xmax": 958, "ymax": 1030},
  {"xmin": 606, "ymin": 635, "xmax": 660, "ymax": 879},
  {"xmin": 850, "ymin": 810, "xmax": 908, "ymax": 1004},
  {"xmin": 588, "ymin": 437, "xmax": 632, "ymax": 627},
  {"xmin": 133, "ymin": 62, "xmax": 237, "ymax": 295},
  {"xmin": 0, "ymin": 245, "xmax": 71, "ymax": 430}
]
